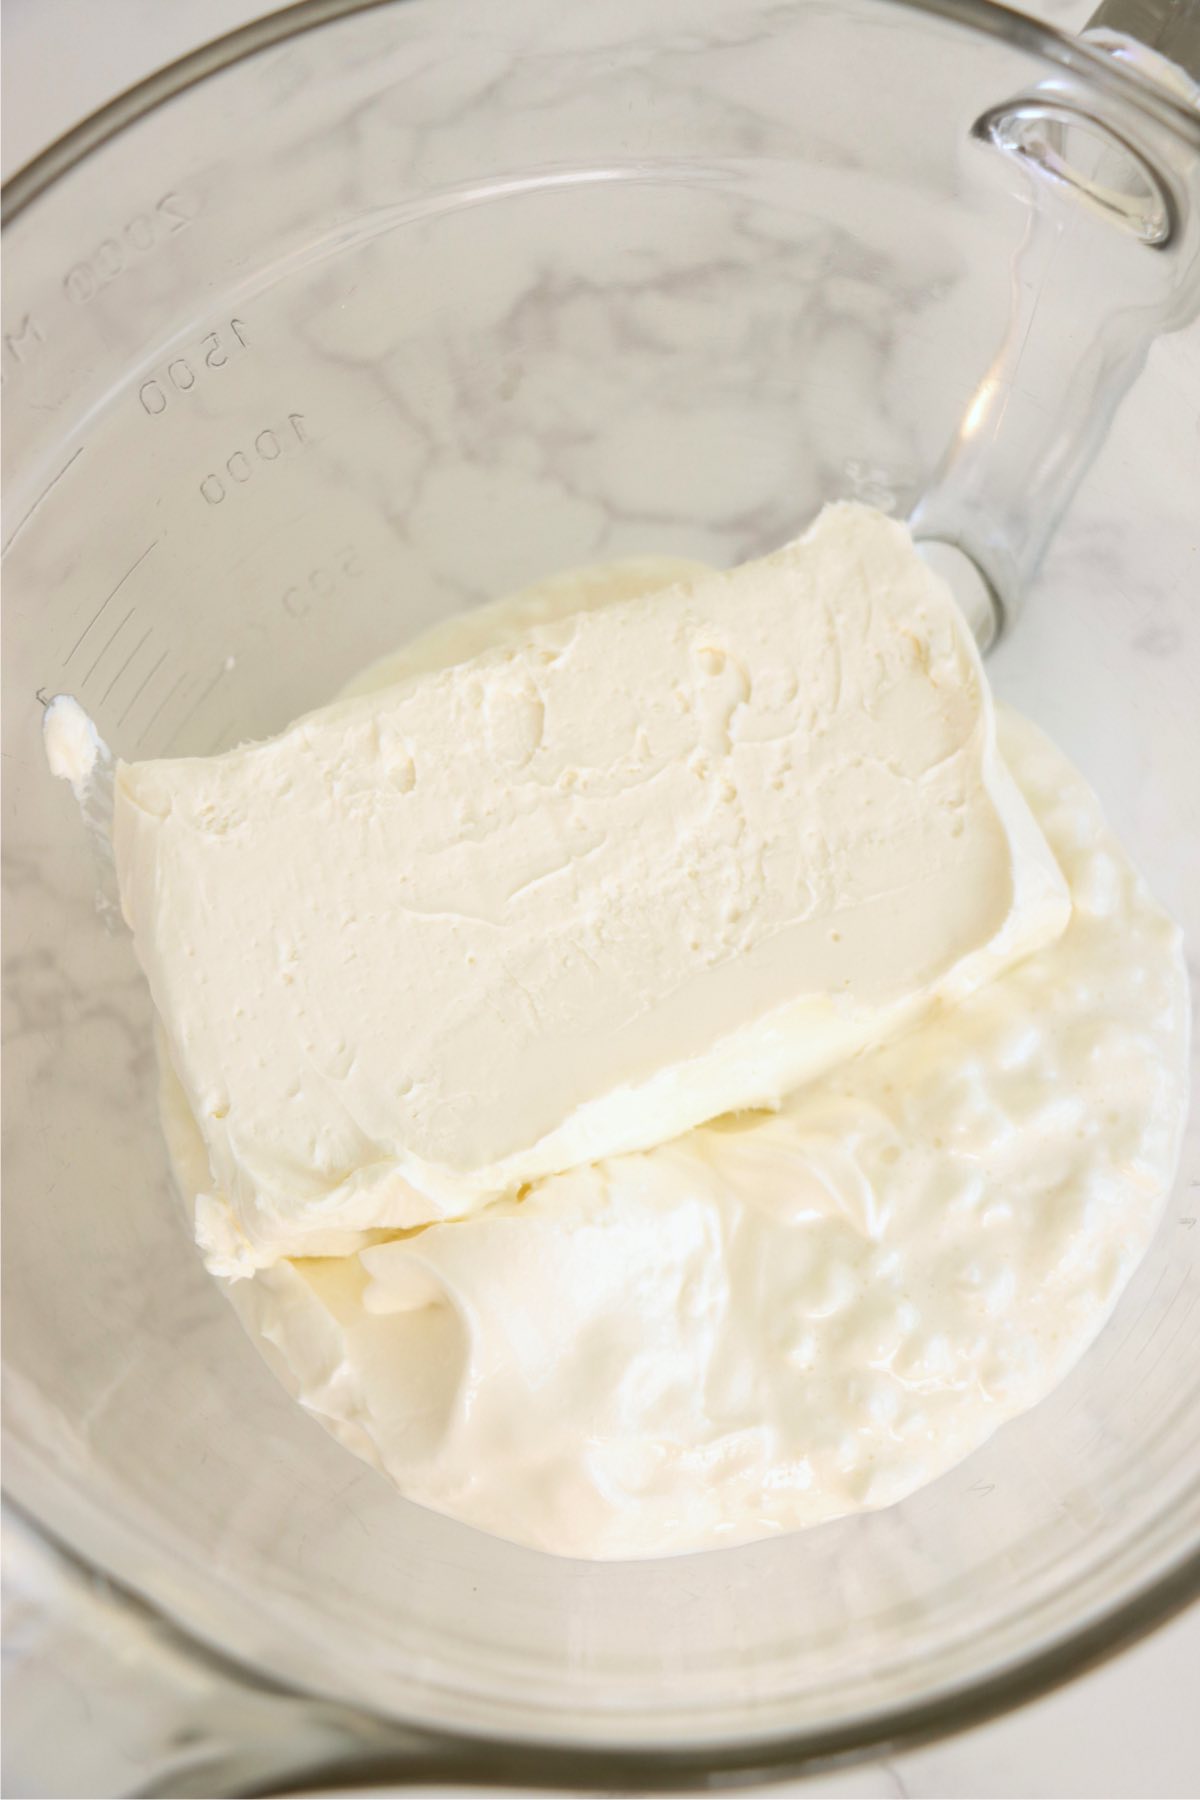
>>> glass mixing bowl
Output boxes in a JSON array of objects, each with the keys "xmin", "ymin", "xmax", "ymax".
[{"xmin": 3, "ymin": 0, "xmax": 1200, "ymax": 1787}]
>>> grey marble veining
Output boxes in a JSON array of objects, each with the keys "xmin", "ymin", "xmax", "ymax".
[{"xmin": 3, "ymin": 0, "xmax": 1199, "ymax": 1793}]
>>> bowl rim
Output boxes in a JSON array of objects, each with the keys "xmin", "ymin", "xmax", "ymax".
[
  {"xmin": 7, "ymin": 1470, "xmax": 1200, "ymax": 1785},
  {"xmin": 3, "ymin": 0, "xmax": 1199, "ymax": 220},
  {"xmin": 4, "ymin": 0, "xmax": 1199, "ymax": 1784}
]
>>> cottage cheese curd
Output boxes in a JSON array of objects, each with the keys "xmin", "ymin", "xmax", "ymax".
[
  {"xmin": 153, "ymin": 598, "xmax": 1187, "ymax": 1558},
  {"xmin": 49, "ymin": 505, "xmax": 1188, "ymax": 1558}
]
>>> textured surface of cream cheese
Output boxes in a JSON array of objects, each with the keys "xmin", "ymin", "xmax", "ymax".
[
  {"xmin": 155, "ymin": 652, "xmax": 1189, "ymax": 1560},
  {"xmin": 114, "ymin": 504, "xmax": 1070, "ymax": 1274}
]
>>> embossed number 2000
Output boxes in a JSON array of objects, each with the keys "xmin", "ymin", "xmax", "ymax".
[{"xmin": 63, "ymin": 193, "xmax": 194, "ymax": 304}]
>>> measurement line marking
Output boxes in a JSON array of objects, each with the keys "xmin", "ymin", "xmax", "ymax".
[
  {"xmin": 1139, "ymin": 1290, "xmax": 1199, "ymax": 1389},
  {"xmin": 118, "ymin": 648, "xmax": 169, "ymax": 726},
  {"xmin": 2, "ymin": 447, "xmax": 84, "ymax": 554},
  {"xmin": 81, "ymin": 605, "xmax": 136, "ymax": 687},
  {"xmin": 102, "ymin": 627, "xmax": 153, "ymax": 704},
  {"xmin": 1092, "ymin": 1259, "xmax": 1173, "ymax": 1381},
  {"xmin": 1134, "ymin": 1271, "xmax": 1191, "ymax": 1365},
  {"xmin": 136, "ymin": 672, "xmax": 189, "ymax": 749},
  {"xmin": 162, "ymin": 663, "xmax": 228, "ymax": 753},
  {"xmin": 65, "ymin": 537, "xmax": 160, "ymax": 664}
]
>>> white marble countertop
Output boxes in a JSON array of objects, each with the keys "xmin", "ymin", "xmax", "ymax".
[{"xmin": 3, "ymin": 3, "xmax": 1199, "ymax": 1796}]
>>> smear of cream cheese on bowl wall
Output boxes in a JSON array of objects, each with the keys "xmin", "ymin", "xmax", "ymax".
[{"xmin": 50, "ymin": 502, "xmax": 1189, "ymax": 1558}]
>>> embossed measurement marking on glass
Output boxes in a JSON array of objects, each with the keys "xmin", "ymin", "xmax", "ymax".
[
  {"xmin": 82, "ymin": 605, "xmax": 137, "ymax": 689},
  {"xmin": 2, "ymin": 446, "xmax": 84, "ymax": 555},
  {"xmin": 199, "ymin": 413, "xmax": 308, "ymax": 505},
  {"xmin": 136, "ymin": 671, "xmax": 191, "ymax": 751},
  {"xmin": 63, "ymin": 193, "xmax": 195, "ymax": 305},
  {"xmin": 162, "ymin": 661, "xmax": 231, "ymax": 753},
  {"xmin": 281, "ymin": 545, "xmax": 363, "ymax": 616},
  {"xmin": 139, "ymin": 319, "xmax": 249, "ymax": 416},
  {"xmin": 100, "ymin": 625, "xmax": 154, "ymax": 705},
  {"xmin": 2, "ymin": 313, "xmax": 47, "ymax": 383},
  {"xmin": 65, "ymin": 539, "xmax": 160, "ymax": 665},
  {"xmin": 117, "ymin": 648, "xmax": 170, "ymax": 727}
]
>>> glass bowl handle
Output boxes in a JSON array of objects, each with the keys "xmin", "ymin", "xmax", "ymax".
[
  {"xmin": 1086, "ymin": 0, "xmax": 1200, "ymax": 89},
  {"xmin": 3, "ymin": 1506, "xmax": 451, "ymax": 1798},
  {"xmin": 911, "ymin": 0, "xmax": 1200, "ymax": 645}
]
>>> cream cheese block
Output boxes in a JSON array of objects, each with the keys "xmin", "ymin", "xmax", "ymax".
[{"xmin": 112, "ymin": 503, "xmax": 1070, "ymax": 1275}]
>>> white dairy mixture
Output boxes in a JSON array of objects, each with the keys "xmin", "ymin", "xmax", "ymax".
[
  {"xmin": 112, "ymin": 507, "xmax": 1068, "ymax": 1275},
  {"xmin": 49, "ymin": 505, "xmax": 1190, "ymax": 1559}
]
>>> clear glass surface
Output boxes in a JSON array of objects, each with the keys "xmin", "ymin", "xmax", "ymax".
[{"xmin": 3, "ymin": 0, "xmax": 1199, "ymax": 1777}]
